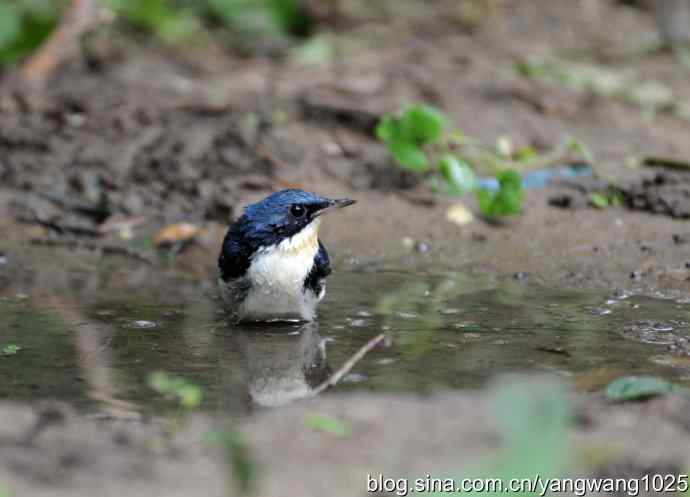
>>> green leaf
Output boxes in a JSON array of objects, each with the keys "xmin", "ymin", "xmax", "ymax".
[
  {"xmin": 226, "ymin": 431, "xmax": 256, "ymax": 494},
  {"xmin": 104, "ymin": 0, "xmax": 199, "ymax": 43},
  {"xmin": 588, "ymin": 192, "xmax": 609, "ymax": 209},
  {"xmin": 606, "ymin": 376, "xmax": 684, "ymax": 401},
  {"xmin": 514, "ymin": 145, "xmax": 538, "ymax": 163},
  {"xmin": 266, "ymin": 0, "xmax": 312, "ymax": 36},
  {"xmin": 293, "ymin": 36, "xmax": 333, "ymax": 65},
  {"xmin": 148, "ymin": 371, "xmax": 172, "ymax": 392},
  {"xmin": 156, "ymin": 13, "xmax": 200, "ymax": 43},
  {"xmin": 478, "ymin": 170, "xmax": 523, "ymax": 218},
  {"xmin": 205, "ymin": 430, "xmax": 257, "ymax": 494},
  {"xmin": 476, "ymin": 188, "xmax": 494, "ymax": 215},
  {"xmin": 390, "ymin": 140, "xmax": 429, "ymax": 171},
  {"xmin": 375, "ymin": 115, "xmax": 399, "ymax": 143},
  {"xmin": 0, "ymin": 7, "xmax": 57, "ymax": 64},
  {"xmin": 400, "ymin": 104, "xmax": 445, "ymax": 144},
  {"xmin": 566, "ymin": 136, "xmax": 594, "ymax": 163},
  {"xmin": 0, "ymin": 1, "xmax": 21, "ymax": 49},
  {"xmin": 438, "ymin": 154, "xmax": 476, "ymax": 195},
  {"xmin": 1, "ymin": 344, "xmax": 21, "ymax": 356},
  {"xmin": 489, "ymin": 378, "xmax": 571, "ymax": 479},
  {"xmin": 148, "ymin": 371, "xmax": 202, "ymax": 409},
  {"xmin": 178, "ymin": 384, "xmax": 203, "ymax": 409},
  {"xmin": 497, "ymin": 169, "xmax": 521, "ymax": 189},
  {"xmin": 305, "ymin": 414, "xmax": 351, "ymax": 437}
]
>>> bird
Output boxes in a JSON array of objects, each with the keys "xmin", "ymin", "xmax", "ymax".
[{"xmin": 218, "ymin": 189, "xmax": 356, "ymax": 322}]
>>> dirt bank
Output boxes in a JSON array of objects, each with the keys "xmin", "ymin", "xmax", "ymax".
[
  {"xmin": 2, "ymin": 383, "xmax": 690, "ymax": 497},
  {"xmin": 2, "ymin": 0, "xmax": 690, "ymax": 296}
]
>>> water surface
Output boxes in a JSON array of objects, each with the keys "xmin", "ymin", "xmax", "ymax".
[{"xmin": 1, "ymin": 268, "xmax": 689, "ymax": 417}]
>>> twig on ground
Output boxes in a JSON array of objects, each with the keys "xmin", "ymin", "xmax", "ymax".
[
  {"xmin": 644, "ymin": 156, "xmax": 690, "ymax": 171},
  {"xmin": 20, "ymin": 0, "xmax": 101, "ymax": 87},
  {"xmin": 311, "ymin": 333, "xmax": 386, "ymax": 396}
]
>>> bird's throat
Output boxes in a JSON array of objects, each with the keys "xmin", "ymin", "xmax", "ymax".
[{"xmin": 277, "ymin": 219, "xmax": 321, "ymax": 256}]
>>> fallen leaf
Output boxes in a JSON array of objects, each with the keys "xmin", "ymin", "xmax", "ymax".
[
  {"xmin": 154, "ymin": 223, "xmax": 200, "ymax": 247},
  {"xmin": 605, "ymin": 375, "xmax": 686, "ymax": 401},
  {"xmin": 305, "ymin": 414, "xmax": 351, "ymax": 437}
]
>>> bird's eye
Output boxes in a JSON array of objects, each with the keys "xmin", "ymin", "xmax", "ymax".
[{"xmin": 290, "ymin": 205, "xmax": 305, "ymax": 217}]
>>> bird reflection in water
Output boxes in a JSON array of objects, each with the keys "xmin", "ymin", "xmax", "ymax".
[{"xmin": 234, "ymin": 321, "xmax": 331, "ymax": 408}]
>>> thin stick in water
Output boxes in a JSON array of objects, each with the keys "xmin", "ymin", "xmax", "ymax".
[{"xmin": 312, "ymin": 333, "xmax": 386, "ymax": 396}]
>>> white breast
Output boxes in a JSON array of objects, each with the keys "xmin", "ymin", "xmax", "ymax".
[{"xmin": 238, "ymin": 219, "xmax": 323, "ymax": 321}]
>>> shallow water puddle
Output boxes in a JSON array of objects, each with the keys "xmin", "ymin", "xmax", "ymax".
[{"xmin": 1, "ymin": 270, "xmax": 689, "ymax": 417}]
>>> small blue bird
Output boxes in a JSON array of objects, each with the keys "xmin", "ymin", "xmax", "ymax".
[{"xmin": 218, "ymin": 189, "xmax": 356, "ymax": 322}]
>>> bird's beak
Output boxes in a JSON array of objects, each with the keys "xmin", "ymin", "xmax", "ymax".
[{"xmin": 315, "ymin": 198, "xmax": 356, "ymax": 216}]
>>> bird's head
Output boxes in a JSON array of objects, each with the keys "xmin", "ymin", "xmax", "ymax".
[{"xmin": 237, "ymin": 189, "xmax": 356, "ymax": 251}]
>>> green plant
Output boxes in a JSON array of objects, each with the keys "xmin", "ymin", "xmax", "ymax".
[
  {"xmin": 376, "ymin": 104, "xmax": 447, "ymax": 172},
  {"xmin": 0, "ymin": 0, "xmax": 62, "ymax": 63},
  {"xmin": 588, "ymin": 189, "xmax": 624, "ymax": 209},
  {"xmin": 1, "ymin": 344, "xmax": 21, "ymax": 356},
  {"xmin": 147, "ymin": 371, "xmax": 202, "ymax": 409},
  {"xmin": 0, "ymin": 0, "xmax": 317, "ymax": 66},
  {"xmin": 376, "ymin": 104, "xmax": 524, "ymax": 217},
  {"xmin": 606, "ymin": 376, "xmax": 688, "ymax": 401},
  {"xmin": 206, "ymin": 0, "xmax": 312, "ymax": 40},
  {"xmin": 477, "ymin": 170, "xmax": 523, "ymax": 218},
  {"xmin": 103, "ymin": 0, "xmax": 201, "ymax": 42},
  {"xmin": 205, "ymin": 429, "xmax": 257, "ymax": 495},
  {"xmin": 376, "ymin": 104, "xmax": 594, "ymax": 219},
  {"xmin": 424, "ymin": 377, "xmax": 572, "ymax": 496},
  {"xmin": 304, "ymin": 414, "xmax": 351, "ymax": 437}
]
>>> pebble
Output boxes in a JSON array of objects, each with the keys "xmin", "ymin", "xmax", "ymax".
[
  {"xmin": 349, "ymin": 319, "xmax": 369, "ymax": 328},
  {"xmin": 130, "ymin": 320, "xmax": 157, "ymax": 329},
  {"xmin": 440, "ymin": 308, "xmax": 461, "ymax": 315},
  {"xmin": 343, "ymin": 373, "xmax": 368, "ymax": 383}
]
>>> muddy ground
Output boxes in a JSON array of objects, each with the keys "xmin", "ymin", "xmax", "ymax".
[
  {"xmin": 3, "ymin": 0, "xmax": 690, "ymax": 495},
  {"xmin": 3, "ymin": 387, "xmax": 690, "ymax": 497}
]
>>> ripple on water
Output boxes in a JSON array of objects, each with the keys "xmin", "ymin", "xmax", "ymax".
[
  {"xmin": 620, "ymin": 320, "xmax": 687, "ymax": 345},
  {"xmin": 128, "ymin": 320, "xmax": 158, "ymax": 329},
  {"xmin": 3, "ymin": 270, "xmax": 690, "ymax": 416}
]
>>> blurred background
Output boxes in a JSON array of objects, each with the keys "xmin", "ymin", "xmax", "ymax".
[
  {"xmin": 2, "ymin": 0, "xmax": 690, "ymax": 238},
  {"xmin": 3, "ymin": 3, "xmax": 690, "ymax": 497}
]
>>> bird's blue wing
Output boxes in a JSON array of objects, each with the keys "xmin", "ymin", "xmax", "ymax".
[{"xmin": 304, "ymin": 240, "xmax": 331, "ymax": 295}]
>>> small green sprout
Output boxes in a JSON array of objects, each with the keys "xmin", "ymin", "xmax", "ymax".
[
  {"xmin": 205, "ymin": 429, "xmax": 257, "ymax": 495},
  {"xmin": 377, "ymin": 104, "xmax": 592, "ymax": 220},
  {"xmin": 376, "ymin": 104, "xmax": 526, "ymax": 218},
  {"xmin": 0, "ymin": 0, "xmax": 60, "ymax": 63},
  {"xmin": 207, "ymin": 0, "xmax": 313, "ymax": 40},
  {"xmin": 437, "ymin": 154, "xmax": 476, "ymax": 195},
  {"xmin": 588, "ymin": 189, "xmax": 624, "ymax": 209},
  {"xmin": 293, "ymin": 35, "xmax": 333, "ymax": 65},
  {"xmin": 148, "ymin": 371, "xmax": 203, "ymax": 409},
  {"xmin": 588, "ymin": 192, "xmax": 609, "ymax": 209},
  {"xmin": 376, "ymin": 104, "xmax": 446, "ymax": 171},
  {"xmin": 1, "ymin": 344, "xmax": 21, "ymax": 356},
  {"xmin": 103, "ymin": 0, "xmax": 201, "ymax": 43},
  {"xmin": 477, "ymin": 170, "xmax": 523, "ymax": 218},
  {"xmin": 304, "ymin": 414, "xmax": 351, "ymax": 437}
]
